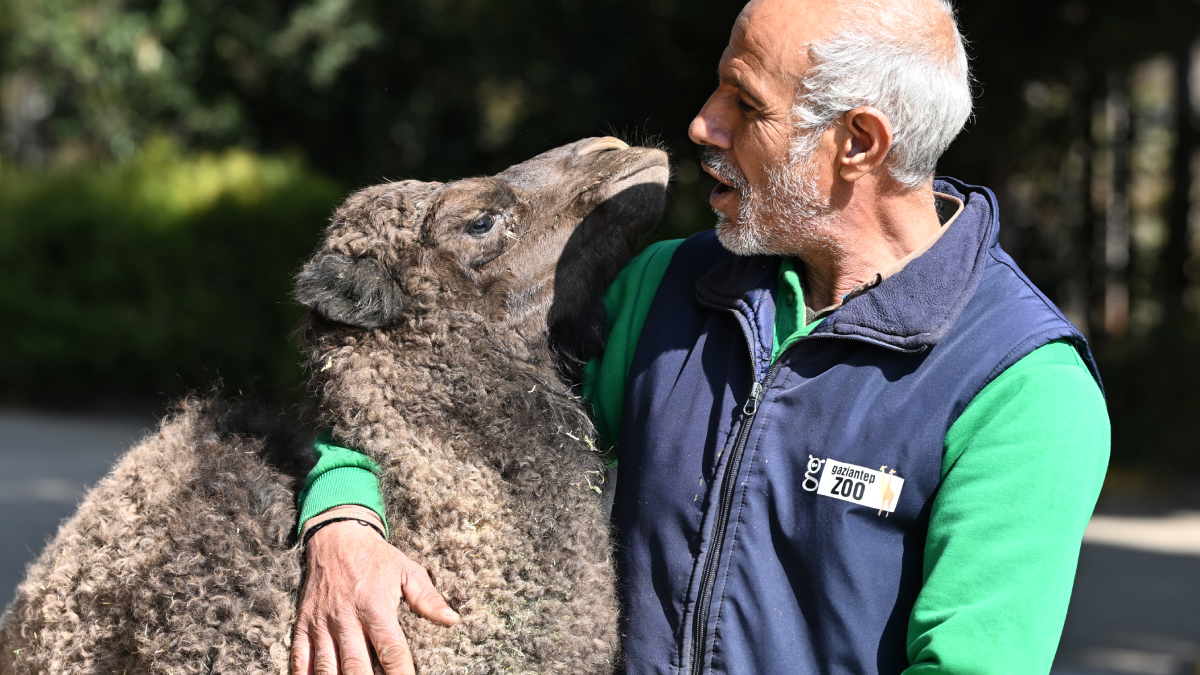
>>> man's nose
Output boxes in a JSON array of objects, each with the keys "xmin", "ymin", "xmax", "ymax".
[{"xmin": 688, "ymin": 96, "xmax": 733, "ymax": 150}]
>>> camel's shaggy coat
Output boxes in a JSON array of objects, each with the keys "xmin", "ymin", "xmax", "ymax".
[{"xmin": 0, "ymin": 137, "xmax": 669, "ymax": 674}]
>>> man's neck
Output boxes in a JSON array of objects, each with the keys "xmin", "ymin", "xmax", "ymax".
[{"xmin": 794, "ymin": 184, "xmax": 943, "ymax": 311}]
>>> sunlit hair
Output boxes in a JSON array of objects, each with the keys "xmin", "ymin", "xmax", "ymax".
[{"xmin": 792, "ymin": 0, "xmax": 973, "ymax": 190}]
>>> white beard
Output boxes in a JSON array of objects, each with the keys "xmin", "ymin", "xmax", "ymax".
[{"xmin": 707, "ymin": 130, "xmax": 844, "ymax": 259}]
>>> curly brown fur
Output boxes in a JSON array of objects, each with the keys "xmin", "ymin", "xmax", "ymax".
[
  {"xmin": 0, "ymin": 137, "xmax": 668, "ymax": 674},
  {"xmin": 0, "ymin": 398, "xmax": 310, "ymax": 674}
]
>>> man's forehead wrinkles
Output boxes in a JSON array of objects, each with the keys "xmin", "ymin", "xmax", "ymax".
[
  {"xmin": 729, "ymin": 14, "xmax": 807, "ymax": 89},
  {"xmin": 721, "ymin": 40, "xmax": 796, "ymax": 109},
  {"xmin": 736, "ymin": 0, "xmax": 827, "ymax": 75}
]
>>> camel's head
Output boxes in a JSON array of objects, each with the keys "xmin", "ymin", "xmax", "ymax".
[{"xmin": 295, "ymin": 137, "xmax": 669, "ymax": 370}]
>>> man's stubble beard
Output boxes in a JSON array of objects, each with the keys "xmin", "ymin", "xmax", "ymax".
[{"xmin": 704, "ymin": 129, "xmax": 844, "ymax": 260}]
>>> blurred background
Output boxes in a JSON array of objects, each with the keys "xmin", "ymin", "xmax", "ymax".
[{"xmin": 1, "ymin": 0, "xmax": 1200, "ymax": 672}]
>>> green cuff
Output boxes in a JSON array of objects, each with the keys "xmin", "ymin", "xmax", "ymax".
[
  {"xmin": 297, "ymin": 429, "xmax": 389, "ymax": 534},
  {"xmin": 297, "ymin": 466, "xmax": 389, "ymax": 534}
]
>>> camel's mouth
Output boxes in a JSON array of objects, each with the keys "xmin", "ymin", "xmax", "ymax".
[
  {"xmin": 598, "ymin": 152, "xmax": 670, "ymax": 199},
  {"xmin": 587, "ymin": 148, "xmax": 670, "ymax": 242}
]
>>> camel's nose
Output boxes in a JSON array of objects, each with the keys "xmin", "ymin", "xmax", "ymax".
[{"xmin": 576, "ymin": 137, "xmax": 630, "ymax": 157}]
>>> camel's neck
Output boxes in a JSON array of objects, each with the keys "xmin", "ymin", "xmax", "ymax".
[{"xmin": 307, "ymin": 309, "xmax": 589, "ymax": 451}]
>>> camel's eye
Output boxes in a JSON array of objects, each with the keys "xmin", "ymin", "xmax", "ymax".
[{"xmin": 467, "ymin": 214, "xmax": 499, "ymax": 237}]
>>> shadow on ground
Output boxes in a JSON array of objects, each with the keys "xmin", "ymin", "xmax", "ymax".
[{"xmin": 1053, "ymin": 544, "xmax": 1200, "ymax": 675}]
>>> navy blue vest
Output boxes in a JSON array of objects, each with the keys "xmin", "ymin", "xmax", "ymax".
[{"xmin": 611, "ymin": 179, "xmax": 1100, "ymax": 675}]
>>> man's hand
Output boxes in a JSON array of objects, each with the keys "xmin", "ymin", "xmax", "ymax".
[{"xmin": 291, "ymin": 506, "xmax": 461, "ymax": 675}]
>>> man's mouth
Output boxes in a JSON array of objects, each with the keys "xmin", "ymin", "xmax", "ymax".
[
  {"xmin": 701, "ymin": 161, "xmax": 736, "ymax": 201},
  {"xmin": 700, "ymin": 149, "xmax": 747, "ymax": 211},
  {"xmin": 711, "ymin": 180, "xmax": 734, "ymax": 197},
  {"xmin": 707, "ymin": 172, "xmax": 739, "ymax": 206}
]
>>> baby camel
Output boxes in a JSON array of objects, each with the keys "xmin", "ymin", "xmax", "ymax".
[{"xmin": 0, "ymin": 137, "xmax": 669, "ymax": 675}]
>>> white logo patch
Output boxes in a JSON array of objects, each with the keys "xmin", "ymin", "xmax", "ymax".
[{"xmin": 803, "ymin": 456, "xmax": 904, "ymax": 515}]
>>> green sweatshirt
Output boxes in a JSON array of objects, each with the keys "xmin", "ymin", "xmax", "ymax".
[{"xmin": 299, "ymin": 239, "xmax": 1110, "ymax": 675}]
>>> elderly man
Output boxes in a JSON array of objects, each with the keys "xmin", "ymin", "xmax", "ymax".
[{"xmin": 290, "ymin": 0, "xmax": 1110, "ymax": 673}]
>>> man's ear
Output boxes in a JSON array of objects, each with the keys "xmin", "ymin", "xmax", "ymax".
[
  {"xmin": 294, "ymin": 254, "xmax": 406, "ymax": 328},
  {"xmin": 837, "ymin": 106, "xmax": 894, "ymax": 183}
]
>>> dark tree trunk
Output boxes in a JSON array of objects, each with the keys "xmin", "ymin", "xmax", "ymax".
[
  {"xmin": 1105, "ymin": 72, "xmax": 1133, "ymax": 338},
  {"xmin": 1165, "ymin": 43, "xmax": 1195, "ymax": 318},
  {"xmin": 1080, "ymin": 80, "xmax": 1105, "ymax": 341}
]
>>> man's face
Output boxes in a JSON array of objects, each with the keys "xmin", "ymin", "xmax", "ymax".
[{"xmin": 689, "ymin": 0, "xmax": 841, "ymax": 257}]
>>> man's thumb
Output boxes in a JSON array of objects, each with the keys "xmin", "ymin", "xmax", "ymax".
[{"xmin": 401, "ymin": 565, "xmax": 460, "ymax": 626}]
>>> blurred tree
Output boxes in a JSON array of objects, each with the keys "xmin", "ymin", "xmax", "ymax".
[
  {"xmin": 0, "ymin": 0, "xmax": 745, "ymax": 239},
  {"xmin": 0, "ymin": 137, "xmax": 342, "ymax": 406},
  {"xmin": 942, "ymin": 0, "xmax": 1200, "ymax": 339},
  {"xmin": 6, "ymin": 0, "xmax": 1199, "ymax": 247},
  {"xmin": 1164, "ymin": 42, "xmax": 1196, "ymax": 318},
  {"xmin": 0, "ymin": 0, "xmax": 381, "ymax": 161}
]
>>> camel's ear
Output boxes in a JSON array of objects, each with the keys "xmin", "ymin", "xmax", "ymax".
[{"xmin": 294, "ymin": 254, "xmax": 406, "ymax": 328}]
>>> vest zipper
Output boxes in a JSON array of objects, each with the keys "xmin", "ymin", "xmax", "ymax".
[
  {"xmin": 743, "ymin": 382, "xmax": 764, "ymax": 415},
  {"xmin": 688, "ymin": 357, "xmax": 778, "ymax": 675}
]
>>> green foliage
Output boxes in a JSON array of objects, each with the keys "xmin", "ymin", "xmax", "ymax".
[
  {"xmin": 1, "ymin": 0, "xmax": 740, "ymax": 240},
  {"xmin": 0, "ymin": 138, "xmax": 343, "ymax": 405},
  {"xmin": 0, "ymin": 0, "xmax": 380, "ymax": 157}
]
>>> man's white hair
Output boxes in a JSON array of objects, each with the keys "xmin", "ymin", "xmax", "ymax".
[{"xmin": 792, "ymin": 0, "xmax": 972, "ymax": 190}]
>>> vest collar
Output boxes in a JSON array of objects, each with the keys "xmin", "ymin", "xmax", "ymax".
[{"xmin": 694, "ymin": 178, "xmax": 998, "ymax": 355}]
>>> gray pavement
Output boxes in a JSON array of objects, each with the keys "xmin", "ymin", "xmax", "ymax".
[
  {"xmin": 0, "ymin": 408, "xmax": 154, "ymax": 609},
  {"xmin": 1053, "ymin": 544, "xmax": 1200, "ymax": 675},
  {"xmin": 0, "ymin": 408, "xmax": 1197, "ymax": 674}
]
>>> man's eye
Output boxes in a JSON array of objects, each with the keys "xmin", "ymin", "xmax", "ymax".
[
  {"xmin": 467, "ymin": 214, "xmax": 498, "ymax": 237},
  {"xmin": 737, "ymin": 98, "xmax": 755, "ymax": 112}
]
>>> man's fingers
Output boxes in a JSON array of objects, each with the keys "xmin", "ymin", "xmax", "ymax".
[
  {"xmin": 310, "ymin": 625, "xmax": 341, "ymax": 675},
  {"xmin": 294, "ymin": 520, "xmax": 462, "ymax": 675},
  {"xmin": 400, "ymin": 563, "xmax": 460, "ymax": 626},
  {"xmin": 363, "ymin": 611, "xmax": 417, "ymax": 675},
  {"xmin": 374, "ymin": 633, "xmax": 417, "ymax": 675},
  {"xmin": 332, "ymin": 615, "xmax": 375, "ymax": 675},
  {"xmin": 290, "ymin": 623, "xmax": 315, "ymax": 675}
]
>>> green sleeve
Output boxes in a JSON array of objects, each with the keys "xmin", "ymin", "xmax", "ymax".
[
  {"xmin": 581, "ymin": 239, "xmax": 683, "ymax": 448},
  {"xmin": 905, "ymin": 340, "xmax": 1110, "ymax": 674},
  {"xmin": 295, "ymin": 238, "xmax": 682, "ymax": 530},
  {"xmin": 295, "ymin": 429, "xmax": 389, "ymax": 534}
]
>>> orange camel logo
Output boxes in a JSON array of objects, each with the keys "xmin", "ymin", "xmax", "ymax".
[{"xmin": 879, "ymin": 466, "xmax": 897, "ymax": 516}]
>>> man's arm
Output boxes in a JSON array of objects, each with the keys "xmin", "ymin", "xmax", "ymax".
[
  {"xmin": 292, "ymin": 238, "xmax": 682, "ymax": 674},
  {"xmin": 292, "ymin": 433, "xmax": 460, "ymax": 675},
  {"xmin": 905, "ymin": 340, "xmax": 1110, "ymax": 674}
]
